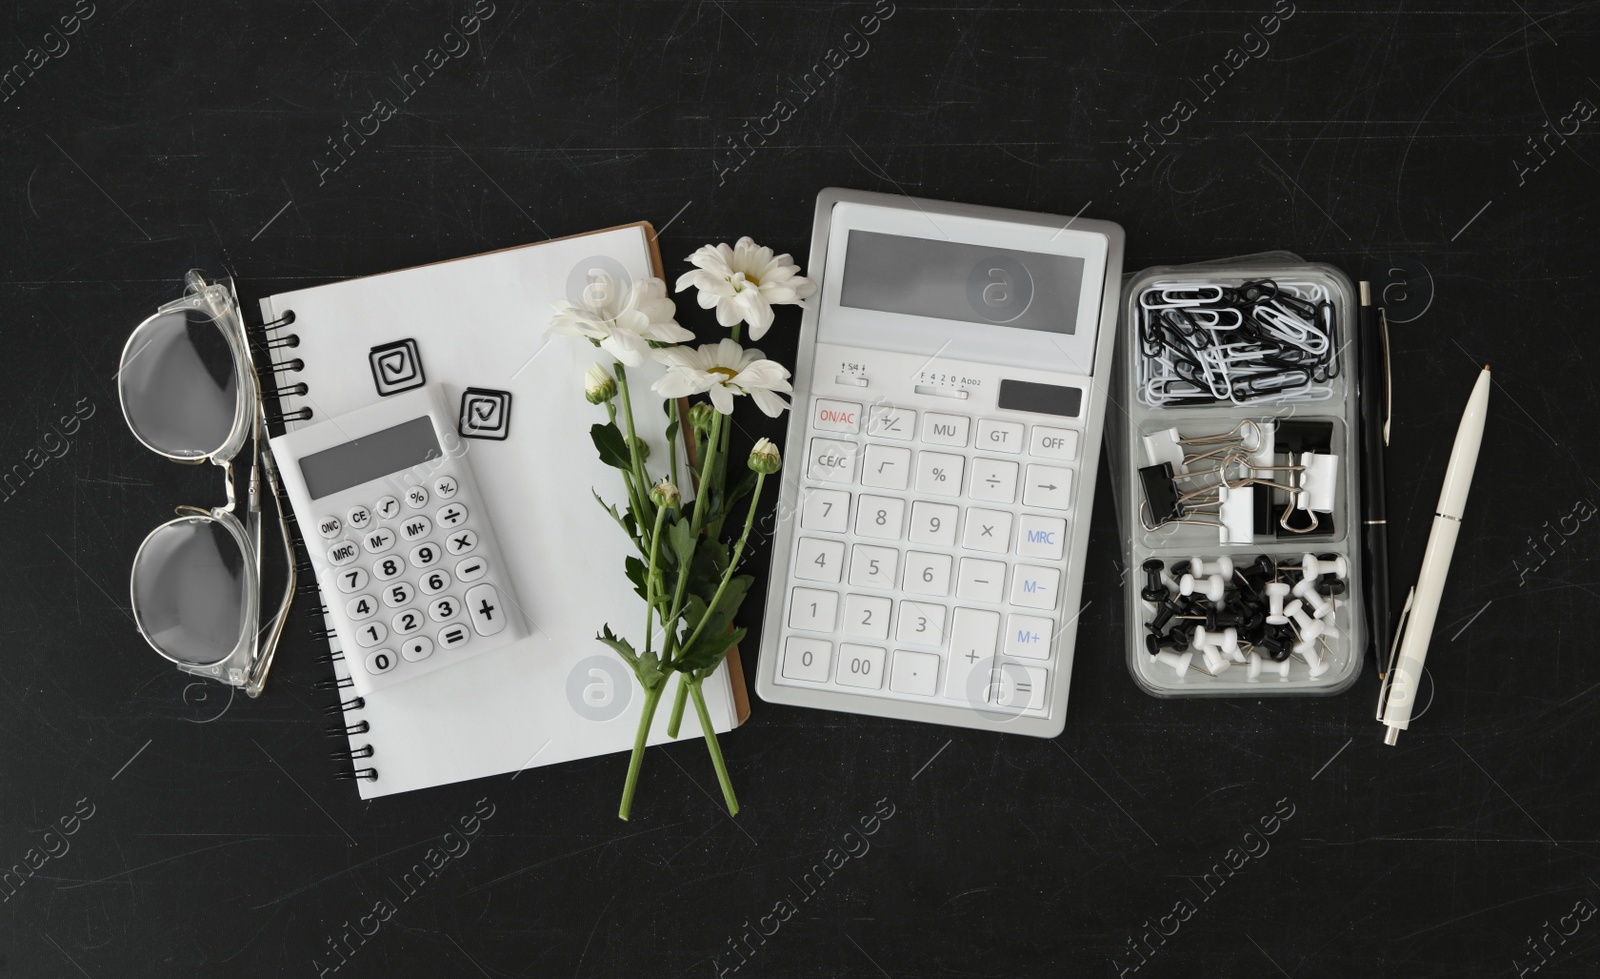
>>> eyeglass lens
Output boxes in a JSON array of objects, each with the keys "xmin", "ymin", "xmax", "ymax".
[
  {"xmin": 132, "ymin": 517, "xmax": 250, "ymax": 667},
  {"xmin": 120, "ymin": 308, "xmax": 240, "ymax": 458}
]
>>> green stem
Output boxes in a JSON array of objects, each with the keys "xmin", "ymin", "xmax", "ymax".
[
  {"xmin": 643, "ymin": 505, "xmax": 668, "ymax": 656},
  {"xmin": 665, "ymin": 673, "xmax": 690, "ymax": 738},
  {"xmin": 618, "ymin": 681, "xmax": 665, "ymax": 821},
  {"xmin": 662, "ymin": 413, "xmax": 725, "ymax": 658},
  {"xmin": 607, "ymin": 401, "xmax": 650, "ymax": 553},
  {"xmin": 614, "ymin": 363, "xmax": 655, "ymax": 535},
  {"xmin": 678, "ymin": 472, "xmax": 765, "ymax": 655},
  {"xmin": 689, "ymin": 676, "xmax": 739, "ymax": 816}
]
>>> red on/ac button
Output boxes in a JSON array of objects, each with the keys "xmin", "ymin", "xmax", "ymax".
[{"xmin": 812, "ymin": 398, "xmax": 861, "ymax": 434}]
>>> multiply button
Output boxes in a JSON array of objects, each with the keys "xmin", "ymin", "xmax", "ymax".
[
  {"xmin": 466, "ymin": 583, "xmax": 507, "ymax": 637},
  {"xmin": 812, "ymin": 398, "xmax": 862, "ymax": 434},
  {"xmin": 444, "ymin": 529, "xmax": 478, "ymax": 555}
]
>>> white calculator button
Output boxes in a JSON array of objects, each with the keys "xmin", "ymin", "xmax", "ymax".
[
  {"xmin": 409, "ymin": 542, "xmax": 441, "ymax": 568},
  {"xmin": 807, "ymin": 438, "xmax": 858, "ymax": 483},
  {"xmin": 969, "ymin": 458, "xmax": 1019, "ymax": 504},
  {"xmin": 976, "ymin": 420, "xmax": 1024, "ymax": 454},
  {"xmin": 915, "ymin": 451, "xmax": 964, "ymax": 497},
  {"xmin": 848, "ymin": 545, "xmax": 899, "ymax": 589},
  {"xmin": 355, "ymin": 621, "xmax": 388, "ymax": 648},
  {"xmin": 1011, "ymin": 564, "xmax": 1061, "ymax": 610},
  {"xmin": 373, "ymin": 556, "xmax": 405, "ymax": 581},
  {"xmin": 400, "ymin": 635, "xmax": 434, "ymax": 663},
  {"xmin": 921, "ymin": 412, "xmax": 970, "ymax": 447},
  {"xmin": 316, "ymin": 515, "xmax": 342, "ymax": 540},
  {"xmin": 812, "ymin": 398, "xmax": 862, "ymax": 434},
  {"xmin": 364, "ymin": 528, "xmax": 397, "ymax": 553},
  {"xmin": 436, "ymin": 503, "xmax": 468, "ymax": 528},
  {"xmin": 794, "ymin": 537, "xmax": 845, "ymax": 583},
  {"xmin": 364, "ymin": 649, "xmax": 396, "ymax": 675},
  {"xmin": 443, "ymin": 528, "xmax": 478, "ymax": 556},
  {"xmin": 438, "ymin": 623, "xmax": 471, "ymax": 649},
  {"xmin": 405, "ymin": 485, "xmax": 429, "ymax": 509},
  {"xmin": 374, "ymin": 496, "xmax": 400, "ymax": 520},
  {"xmin": 1016, "ymin": 514, "xmax": 1068, "ymax": 561},
  {"xmin": 1005, "ymin": 614, "xmax": 1054, "ymax": 660},
  {"xmin": 861, "ymin": 444, "xmax": 912, "ymax": 490},
  {"xmin": 454, "ymin": 557, "xmax": 487, "ymax": 583},
  {"xmin": 789, "ymin": 587, "xmax": 838, "ymax": 631},
  {"xmin": 335, "ymin": 567, "xmax": 369, "ymax": 594},
  {"xmin": 326, "ymin": 540, "xmax": 360, "ymax": 566},
  {"xmin": 345, "ymin": 506, "xmax": 372, "ymax": 530},
  {"xmin": 890, "ymin": 650, "xmax": 941, "ymax": 696},
  {"xmin": 957, "ymin": 558, "xmax": 1006, "ymax": 603},
  {"xmin": 835, "ymin": 644, "xmax": 886, "ymax": 689},
  {"xmin": 908, "ymin": 501, "xmax": 958, "ymax": 546},
  {"xmin": 896, "ymin": 601, "xmax": 948, "ymax": 647},
  {"xmin": 428, "ymin": 596, "xmax": 460, "ymax": 621},
  {"xmin": 866, "ymin": 406, "xmax": 914, "ymax": 440},
  {"xmin": 420, "ymin": 569, "xmax": 451, "ymax": 594},
  {"xmin": 1029, "ymin": 426, "xmax": 1079, "ymax": 460},
  {"xmin": 399, "ymin": 515, "xmax": 433, "ymax": 541},
  {"xmin": 781, "ymin": 637, "xmax": 832, "ymax": 682},
  {"xmin": 800, "ymin": 487, "xmax": 851, "ymax": 533},
  {"xmin": 346, "ymin": 595, "xmax": 378, "ymax": 620},
  {"xmin": 391, "ymin": 608, "xmax": 424, "ymax": 635},
  {"xmin": 433, "ymin": 475, "xmax": 459, "ymax": 500},
  {"xmin": 962, "ymin": 508, "xmax": 1012, "ymax": 553},
  {"xmin": 465, "ymin": 584, "xmax": 507, "ymax": 636},
  {"xmin": 1022, "ymin": 464, "xmax": 1073, "ymax": 510},
  {"xmin": 854, "ymin": 495, "xmax": 905, "ymax": 540},
  {"xmin": 903, "ymin": 551, "xmax": 952, "ymax": 597},
  {"xmin": 842, "ymin": 594, "xmax": 892, "ymax": 640},
  {"xmin": 383, "ymin": 582, "xmax": 414, "ymax": 607},
  {"xmin": 946, "ymin": 608, "xmax": 999, "ymax": 701},
  {"xmin": 993, "ymin": 663, "xmax": 1048, "ymax": 711}
]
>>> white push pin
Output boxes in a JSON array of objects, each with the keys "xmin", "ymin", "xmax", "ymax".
[
  {"xmin": 1178, "ymin": 573, "xmax": 1226, "ymax": 604},
  {"xmin": 1247, "ymin": 651, "xmax": 1292, "ymax": 681},
  {"xmin": 1294, "ymin": 638, "xmax": 1330, "ymax": 678},
  {"xmin": 1192, "ymin": 627, "xmax": 1232, "ymax": 674},
  {"xmin": 1219, "ymin": 626, "xmax": 1244, "ymax": 662},
  {"xmin": 1153, "ymin": 650, "xmax": 1194, "ymax": 678},
  {"xmin": 1265, "ymin": 581, "xmax": 1292, "ymax": 625},
  {"xmin": 1202, "ymin": 646, "xmax": 1232, "ymax": 675},
  {"xmin": 1299, "ymin": 552, "xmax": 1349, "ymax": 579},
  {"xmin": 1292, "ymin": 577, "xmax": 1334, "ymax": 619},
  {"xmin": 1190, "ymin": 556, "xmax": 1236, "ymax": 579},
  {"xmin": 1285, "ymin": 599, "xmax": 1327, "ymax": 642}
]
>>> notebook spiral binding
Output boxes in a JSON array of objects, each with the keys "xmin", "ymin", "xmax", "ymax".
[{"xmin": 250, "ymin": 304, "xmax": 376, "ymax": 784}]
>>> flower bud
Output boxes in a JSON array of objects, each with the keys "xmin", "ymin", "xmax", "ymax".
[
  {"xmin": 584, "ymin": 363, "xmax": 617, "ymax": 404},
  {"xmin": 650, "ymin": 478, "xmax": 680, "ymax": 509},
  {"xmin": 629, "ymin": 436, "xmax": 651, "ymax": 462},
  {"xmin": 687, "ymin": 402, "xmax": 716, "ymax": 436},
  {"xmin": 748, "ymin": 437, "xmax": 782, "ymax": 474}
]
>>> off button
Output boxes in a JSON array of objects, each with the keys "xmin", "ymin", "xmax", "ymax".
[{"xmin": 812, "ymin": 398, "xmax": 861, "ymax": 434}]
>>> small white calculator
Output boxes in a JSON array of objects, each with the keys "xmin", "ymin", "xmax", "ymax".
[
  {"xmin": 756, "ymin": 189, "xmax": 1124, "ymax": 737},
  {"xmin": 271, "ymin": 384, "xmax": 527, "ymax": 696}
]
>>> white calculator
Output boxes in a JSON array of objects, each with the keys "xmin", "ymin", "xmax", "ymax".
[
  {"xmin": 271, "ymin": 384, "xmax": 527, "ymax": 696},
  {"xmin": 756, "ymin": 189, "xmax": 1124, "ymax": 737}
]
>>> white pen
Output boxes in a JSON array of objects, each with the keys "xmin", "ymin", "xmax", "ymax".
[{"xmin": 1377, "ymin": 365, "xmax": 1491, "ymax": 745}]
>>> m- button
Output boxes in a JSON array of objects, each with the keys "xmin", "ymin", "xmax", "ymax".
[
  {"xmin": 812, "ymin": 399, "xmax": 861, "ymax": 434},
  {"xmin": 1029, "ymin": 426, "xmax": 1079, "ymax": 460}
]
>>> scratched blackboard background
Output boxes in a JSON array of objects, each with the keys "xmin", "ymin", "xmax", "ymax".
[{"xmin": 3, "ymin": 1, "xmax": 1598, "ymax": 976}]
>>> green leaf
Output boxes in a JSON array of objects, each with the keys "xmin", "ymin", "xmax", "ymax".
[
  {"xmin": 677, "ymin": 626, "xmax": 746, "ymax": 674},
  {"xmin": 591, "ymin": 422, "xmax": 632, "ymax": 470},
  {"xmin": 596, "ymin": 625, "xmax": 638, "ymax": 665},
  {"xmin": 666, "ymin": 511, "xmax": 698, "ymax": 569},
  {"xmin": 623, "ymin": 555, "xmax": 649, "ymax": 602},
  {"xmin": 723, "ymin": 469, "xmax": 758, "ymax": 511},
  {"xmin": 593, "ymin": 490, "xmax": 630, "ymax": 535},
  {"xmin": 638, "ymin": 649, "xmax": 666, "ymax": 689},
  {"xmin": 675, "ymin": 576, "xmax": 754, "ymax": 671}
]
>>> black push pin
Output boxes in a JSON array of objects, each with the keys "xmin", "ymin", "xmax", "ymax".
[
  {"xmin": 1141, "ymin": 559, "xmax": 1169, "ymax": 603},
  {"xmin": 1145, "ymin": 627, "xmax": 1190, "ymax": 655}
]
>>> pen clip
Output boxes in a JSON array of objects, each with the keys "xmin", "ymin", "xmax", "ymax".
[
  {"xmin": 1374, "ymin": 586, "xmax": 1416, "ymax": 720},
  {"xmin": 1379, "ymin": 307, "xmax": 1392, "ymax": 446}
]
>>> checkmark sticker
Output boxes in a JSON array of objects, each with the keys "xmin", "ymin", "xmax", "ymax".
[
  {"xmin": 368, "ymin": 339, "xmax": 425, "ymax": 396},
  {"xmin": 459, "ymin": 388, "xmax": 511, "ymax": 440}
]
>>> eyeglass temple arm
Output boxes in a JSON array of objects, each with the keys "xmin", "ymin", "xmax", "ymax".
[{"xmin": 243, "ymin": 406, "xmax": 298, "ymax": 697}]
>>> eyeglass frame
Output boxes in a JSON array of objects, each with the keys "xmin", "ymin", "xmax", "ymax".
[{"xmin": 120, "ymin": 271, "xmax": 298, "ymax": 697}]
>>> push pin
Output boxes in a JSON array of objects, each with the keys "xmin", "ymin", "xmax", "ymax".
[
  {"xmin": 1247, "ymin": 650, "xmax": 1292, "ymax": 680},
  {"xmin": 1291, "ymin": 577, "xmax": 1334, "ymax": 619},
  {"xmin": 1179, "ymin": 573, "xmax": 1227, "ymax": 604},
  {"xmin": 1190, "ymin": 556, "xmax": 1235, "ymax": 579},
  {"xmin": 1265, "ymin": 581, "xmax": 1292, "ymax": 625},
  {"xmin": 1285, "ymin": 599, "xmax": 1326, "ymax": 641},
  {"xmin": 1145, "ymin": 628, "xmax": 1190, "ymax": 655},
  {"xmin": 1298, "ymin": 552, "xmax": 1348, "ymax": 579},
  {"xmin": 1141, "ymin": 559, "xmax": 1170, "ymax": 604}
]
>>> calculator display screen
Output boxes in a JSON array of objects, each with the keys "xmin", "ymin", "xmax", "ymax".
[
  {"xmin": 839, "ymin": 230, "xmax": 1085, "ymax": 334},
  {"xmin": 298, "ymin": 416, "xmax": 442, "ymax": 499}
]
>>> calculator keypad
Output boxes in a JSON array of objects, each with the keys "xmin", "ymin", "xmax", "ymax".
[{"xmin": 776, "ymin": 397, "xmax": 1084, "ymax": 717}]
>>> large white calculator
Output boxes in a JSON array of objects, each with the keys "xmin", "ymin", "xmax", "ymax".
[
  {"xmin": 756, "ymin": 189, "xmax": 1124, "ymax": 737},
  {"xmin": 271, "ymin": 385, "xmax": 527, "ymax": 697}
]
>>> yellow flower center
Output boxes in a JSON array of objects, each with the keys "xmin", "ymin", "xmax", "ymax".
[{"xmin": 707, "ymin": 366, "xmax": 739, "ymax": 380}]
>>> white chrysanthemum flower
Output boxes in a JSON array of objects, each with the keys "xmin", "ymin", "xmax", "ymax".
[
  {"xmin": 674, "ymin": 237, "xmax": 817, "ymax": 340},
  {"xmin": 651, "ymin": 338, "xmax": 792, "ymax": 417},
  {"xmin": 547, "ymin": 273, "xmax": 692, "ymax": 366}
]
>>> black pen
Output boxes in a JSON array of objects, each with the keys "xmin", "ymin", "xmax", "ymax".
[{"xmin": 1357, "ymin": 282, "xmax": 1393, "ymax": 676}]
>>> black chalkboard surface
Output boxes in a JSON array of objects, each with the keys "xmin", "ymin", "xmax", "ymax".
[{"xmin": 3, "ymin": 2, "xmax": 1598, "ymax": 976}]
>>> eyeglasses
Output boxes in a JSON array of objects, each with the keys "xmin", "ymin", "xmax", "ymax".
[{"xmin": 119, "ymin": 271, "xmax": 298, "ymax": 697}]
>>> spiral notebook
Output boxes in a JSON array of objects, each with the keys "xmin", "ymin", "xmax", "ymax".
[{"xmin": 257, "ymin": 223, "xmax": 750, "ymax": 799}]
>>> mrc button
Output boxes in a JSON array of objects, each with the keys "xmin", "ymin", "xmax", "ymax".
[{"xmin": 812, "ymin": 398, "xmax": 861, "ymax": 434}]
